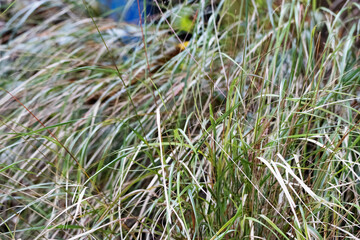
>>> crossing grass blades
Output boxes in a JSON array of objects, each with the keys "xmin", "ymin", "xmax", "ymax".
[{"xmin": 0, "ymin": 0, "xmax": 359, "ymax": 239}]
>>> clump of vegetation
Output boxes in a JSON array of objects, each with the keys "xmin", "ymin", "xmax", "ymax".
[{"xmin": 0, "ymin": 0, "xmax": 359, "ymax": 239}]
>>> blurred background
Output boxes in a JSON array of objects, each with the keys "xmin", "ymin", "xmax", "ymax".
[{"xmin": 98, "ymin": 0, "xmax": 154, "ymax": 23}]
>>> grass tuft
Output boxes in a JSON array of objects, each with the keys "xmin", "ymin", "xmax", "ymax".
[{"xmin": 0, "ymin": 0, "xmax": 359, "ymax": 239}]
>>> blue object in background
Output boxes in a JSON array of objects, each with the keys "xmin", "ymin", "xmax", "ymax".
[{"xmin": 99, "ymin": 0, "xmax": 154, "ymax": 23}]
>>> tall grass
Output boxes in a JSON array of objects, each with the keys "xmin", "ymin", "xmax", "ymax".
[{"xmin": 0, "ymin": 0, "xmax": 359, "ymax": 239}]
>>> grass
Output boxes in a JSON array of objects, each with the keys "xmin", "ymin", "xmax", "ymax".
[{"xmin": 0, "ymin": 0, "xmax": 359, "ymax": 239}]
